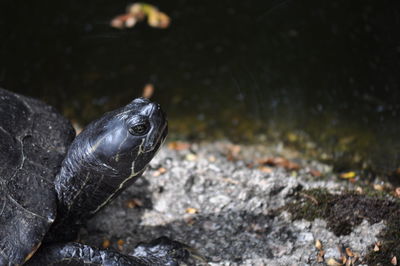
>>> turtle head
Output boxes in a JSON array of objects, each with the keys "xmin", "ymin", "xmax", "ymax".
[
  {"xmin": 55, "ymin": 97, "xmax": 167, "ymax": 223},
  {"xmin": 91, "ymin": 97, "xmax": 168, "ymax": 175}
]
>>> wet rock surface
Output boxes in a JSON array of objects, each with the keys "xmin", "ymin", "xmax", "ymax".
[{"xmin": 82, "ymin": 141, "xmax": 386, "ymax": 265}]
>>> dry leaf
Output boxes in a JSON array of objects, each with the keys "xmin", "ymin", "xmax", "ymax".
[
  {"xmin": 153, "ymin": 167, "xmax": 167, "ymax": 177},
  {"xmin": 117, "ymin": 239, "xmax": 124, "ymax": 251},
  {"xmin": 317, "ymin": 250, "xmax": 325, "ymax": 262},
  {"xmin": 168, "ymin": 141, "xmax": 190, "ymax": 150},
  {"xmin": 326, "ymin": 258, "xmax": 342, "ymax": 266},
  {"xmin": 395, "ymin": 187, "xmax": 400, "ymax": 197},
  {"xmin": 259, "ymin": 166, "xmax": 273, "ymax": 173},
  {"xmin": 373, "ymin": 184, "xmax": 384, "ymax": 191},
  {"xmin": 185, "ymin": 153, "xmax": 197, "ymax": 161},
  {"xmin": 257, "ymin": 157, "xmax": 300, "ymax": 171},
  {"xmin": 126, "ymin": 198, "xmax": 143, "ymax": 208},
  {"xmin": 148, "ymin": 11, "xmax": 170, "ymax": 28},
  {"xmin": 208, "ymin": 155, "xmax": 216, "ymax": 162},
  {"xmin": 110, "ymin": 14, "xmax": 137, "ymax": 29},
  {"xmin": 315, "ymin": 239, "xmax": 323, "ymax": 250},
  {"xmin": 355, "ymin": 186, "xmax": 363, "ymax": 194},
  {"xmin": 226, "ymin": 144, "xmax": 241, "ymax": 161},
  {"xmin": 111, "ymin": 3, "xmax": 170, "ymax": 29},
  {"xmin": 142, "ymin": 83, "xmax": 154, "ymax": 99},
  {"xmin": 309, "ymin": 169, "xmax": 322, "ymax": 177},
  {"xmin": 392, "ymin": 256, "xmax": 398, "ymax": 265},
  {"xmin": 185, "ymin": 207, "xmax": 198, "ymax": 214},
  {"xmin": 345, "ymin": 247, "xmax": 354, "ymax": 257},
  {"xmin": 102, "ymin": 239, "xmax": 111, "ymax": 249},
  {"xmin": 340, "ymin": 171, "xmax": 356, "ymax": 179}
]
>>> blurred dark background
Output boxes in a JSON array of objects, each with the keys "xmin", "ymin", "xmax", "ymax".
[{"xmin": 0, "ymin": 0, "xmax": 399, "ymax": 178}]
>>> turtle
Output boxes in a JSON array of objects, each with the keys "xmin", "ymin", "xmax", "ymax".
[{"xmin": 0, "ymin": 88, "xmax": 193, "ymax": 265}]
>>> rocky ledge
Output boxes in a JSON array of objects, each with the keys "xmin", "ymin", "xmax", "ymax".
[{"xmin": 83, "ymin": 141, "xmax": 399, "ymax": 265}]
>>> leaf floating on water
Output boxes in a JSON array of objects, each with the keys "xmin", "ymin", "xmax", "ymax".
[
  {"xmin": 339, "ymin": 171, "xmax": 356, "ymax": 179},
  {"xmin": 111, "ymin": 3, "xmax": 170, "ymax": 29},
  {"xmin": 142, "ymin": 83, "xmax": 154, "ymax": 99},
  {"xmin": 147, "ymin": 9, "xmax": 170, "ymax": 29},
  {"xmin": 110, "ymin": 14, "xmax": 138, "ymax": 29}
]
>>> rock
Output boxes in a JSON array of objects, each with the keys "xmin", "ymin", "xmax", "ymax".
[{"xmin": 84, "ymin": 141, "xmax": 386, "ymax": 265}]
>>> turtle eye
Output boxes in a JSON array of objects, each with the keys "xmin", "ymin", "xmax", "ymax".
[{"xmin": 129, "ymin": 123, "xmax": 149, "ymax": 136}]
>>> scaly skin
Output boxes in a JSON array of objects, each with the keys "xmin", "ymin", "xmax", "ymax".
[{"xmin": 27, "ymin": 237, "xmax": 192, "ymax": 266}]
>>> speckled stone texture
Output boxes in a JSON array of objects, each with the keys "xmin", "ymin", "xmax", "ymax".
[{"xmin": 84, "ymin": 141, "xmax": 384, "ymax": 265}]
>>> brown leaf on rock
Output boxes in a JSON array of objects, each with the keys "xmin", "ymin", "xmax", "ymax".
[
  {"xmin": 315, "ymin": 239, "xmax": 323, "ymax": 250},
  {"xmin": 345, "ymin": 247, "xmax": 354, "ymax": 257},
  {"xmin": 309, "ymin": 169, "xmax": 322, "ymax": 177},
  {"xmin": 117, "ymin": 239, "xmax": 124, "ymax": 251},
  {"xmin": 373, "ymin": 184, "xmax": 384, "ymax": 191},
  {"xmin": 355, "ymin": 186, "xmax": 363, "ymax": 194},
  {"xmin": 257, "ymin": 156, "xmax": 300, "ymax": 171},
  {"xmin": 102, "ymin": 239, "xmax": 111, "ymax": 249},
  {"xmin": 259, "ymin": 166, "xmax": 273, "ymax": 173},
  {"xmin": 185, "ymin": 207, "xmax": 198, "ymax": 214},
  {"xmin": 226, "ymin": 144, "xmax": 241, "ymax": 161},
  {"xmin": 339, "ymin": 171, "xmax": 356, "ymax": 179},
  {"xmin": 317, "ymin": 250, "xmax": 325, "ymax": 262},
  {"xmin": 326, "ymin": 258, "xmax": 342, "ymax": 266},
  {"xmin": 153, "ymin": 167, "xmax": 167, "ymax": 177},
  {"xmin": 168, "ymin": 141, "xmax": 190, "ymax": 151},
  {"xmin": 125, "ymin": 198, "xmax": 143, "ymax": 208}
]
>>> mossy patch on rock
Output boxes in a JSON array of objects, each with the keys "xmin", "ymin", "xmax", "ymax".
[{"xmin": 285, "ymin": 188, "xmax": 400, "ymax": 264}]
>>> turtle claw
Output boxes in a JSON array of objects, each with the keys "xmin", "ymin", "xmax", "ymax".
[{"xmin": 131, "ymin": 236, "xmax": 205, "ymax": 265}]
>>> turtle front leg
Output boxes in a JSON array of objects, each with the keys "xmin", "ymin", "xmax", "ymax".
[{"xmin": 26, "ymin": 237, "xmax": 198, "ymax": 266}]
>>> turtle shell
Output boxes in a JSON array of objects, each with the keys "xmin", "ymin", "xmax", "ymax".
[{"xmin": 0, "ymin": 88, "xmax": 75, "ymax": 265}]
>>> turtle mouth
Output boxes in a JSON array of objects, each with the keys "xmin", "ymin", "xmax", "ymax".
[{"xmin": 143, "ymin": 122, "xmax": 168, "ymax": 153}]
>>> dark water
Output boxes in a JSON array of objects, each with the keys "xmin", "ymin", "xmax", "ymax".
[{"xmin": 1, "ymin": 0, "xmax": 400, "ymax": 178}]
